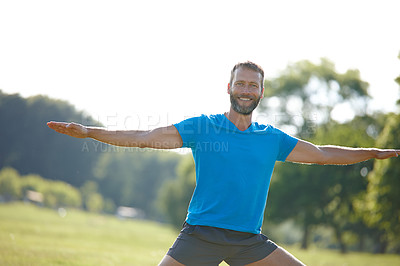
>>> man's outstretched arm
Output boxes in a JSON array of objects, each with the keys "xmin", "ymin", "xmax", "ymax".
[
  {"xmin": 47, "ymin": 122, "xmax": 183, "ymax": 149},
  {"xmin": 286, "ymin": 139, "xmax": 399, "ymax": 165}
]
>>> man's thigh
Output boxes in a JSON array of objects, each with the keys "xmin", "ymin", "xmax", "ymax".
[
  {"xmin": 246, "ymin": 246, "xmax": 305, "ymax": 266},
  {"xmin": 158, "ymin": 255, "xmax": 184, "ymax": 266},
  {"xmin": 166, "ymin": 224, "xmax": 225, "ymax": 265},
  {"xmin": 159, "ymin": 247, "xmax": 305, "ymax": 266}
]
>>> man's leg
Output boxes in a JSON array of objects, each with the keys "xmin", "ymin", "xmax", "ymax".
[
  {"xmin": 158, "ymin": 255, "xmax": 185, "ymax": 266},
  {"xmin": 246, "ymin": 246, "xmax": 305, "ymax": 266}
]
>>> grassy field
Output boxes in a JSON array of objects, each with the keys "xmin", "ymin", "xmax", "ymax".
[{"xmin": 1, "ymin": 203, "xmax": 400, "ymax": 265}]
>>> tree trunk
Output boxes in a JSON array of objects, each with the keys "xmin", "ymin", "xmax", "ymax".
[
  {"xmin": 374, "ymin": 233, "xmax": 388, "ymax": 254},
  {"xmin": 301, "ymin": 224, "xmax": 309, "ymax": 249},
  {"xmin": 357, "ymin": 233, "xmax": 365, "ymax": 252},
  {"xmin": 334, "ymin": 227, "xmax": 347, "ymax": 254},
  {"xmin": 374, "ymin": 241, "xmax": 388, "ymax": 254}
]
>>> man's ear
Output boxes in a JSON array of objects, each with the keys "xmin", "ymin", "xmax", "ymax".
[
  {"xmin": 260, "ymin": 87, "xmax": 265, "ymax": 98},
  {"xmin": 227, "ymin": 83, "xmax": 231, "ymax": 94}
]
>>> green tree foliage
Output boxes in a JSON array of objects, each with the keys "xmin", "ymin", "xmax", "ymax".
[
  {"xmin": 363, "ymin": 114, "xmax": 400, "ymax": 253},
  {"xmin": 260, "ymin": 58, "xmax": 370, "ymax": 138},
  {"xmin": 267, "ymin": 115, "xmax": 388, "ymax": 252},
  {"xmin": 396, "ymin": 51, "xmax": 400, "ymax": 106},
  {"xmin": 93, "ymin": 148, "xmax": 181, "ymax": 220},
  {"xmin": 157, "ymin": 155, "xmax": 195, "ymax": 228},
  {"xmin": 80, "ymin": 181, "xmax": 104, "ymax": 213},
  {"xmin": 20, "ymin": 174, "xmax": 47, "ymax": 196},
  {"xmin": 0, "ymin": 167, "xmax": 21, "ymax": 201},
  {"xmin": 42, "ymin": 180, "xmax": 82, "ymax": 208},
  {"xmin": 261, "ymin": 59, "xmax": 375, "ymax": 251},
  {"xmin": 85, "ymin": 193, "xmax": 104, "ymax": 213},
  {"xmin": 0, "ymin": 90, "xmax": 101, "ymax": 187},
  {"xmin": 0, "ymin": 167, "xmax": 81, "ymax": 208},
  {"xmin": 0, "ymin": 90, "xmax": 182, "ymax": 219}
]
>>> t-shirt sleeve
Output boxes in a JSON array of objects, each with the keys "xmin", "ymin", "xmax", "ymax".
[
  {"xmin": 276, "ymin": 131, "xmax": 298, "ymax": 162},
  {"xmin": 173, "ymin": 116, "xmax": 203, "ymax": 148}
]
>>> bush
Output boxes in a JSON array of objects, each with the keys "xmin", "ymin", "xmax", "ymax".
[
  {"xmin": 43, "ymin": 180, "xmax": 82, "ymax": 208},
  {"xmin": 0, "ymin": 167, "xmax": 21, "ymax": 201},
  {"xmin": 20, "ymin": 174, "xmax": 47, "ymax": 196},
  {"xmin": 85, "ymin": 193, "xmax": 103, "ymax": 213},
  {"xmin": 0, "ymin": 167, "xmax": 82, "ymax": 208}
]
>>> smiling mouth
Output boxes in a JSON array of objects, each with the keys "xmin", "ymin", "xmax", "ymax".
[{"xmin": 238, "ymin": 97, "xmax": 253, "ymax": 101}]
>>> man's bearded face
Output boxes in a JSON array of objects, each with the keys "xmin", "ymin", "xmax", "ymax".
[{"xmin": 230, "ymin": 92, "xmax": 262, "ymax": 115}]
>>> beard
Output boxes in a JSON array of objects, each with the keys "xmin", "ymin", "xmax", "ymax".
[{"xmin": 230, "ymin": 93, "xmax": 261, "ymax": 115}]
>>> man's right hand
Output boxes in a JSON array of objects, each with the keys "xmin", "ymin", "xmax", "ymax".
[{"xmin": 47, "ymin": 122, "xmax": 89, "ymax": 139}]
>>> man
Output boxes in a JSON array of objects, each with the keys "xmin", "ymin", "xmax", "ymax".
[{"xmin": 47, "ymin": 61, "xmax": 399, "ymax": 265}]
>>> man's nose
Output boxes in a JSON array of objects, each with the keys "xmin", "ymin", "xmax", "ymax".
[{"xmin": 242, "ymin": 84, "xmax": 252, "ymax": 93}]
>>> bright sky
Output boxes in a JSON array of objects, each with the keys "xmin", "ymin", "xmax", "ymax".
[{"xmin": 1, "ymin": 0, "xmax": 399, "ymax": 130}]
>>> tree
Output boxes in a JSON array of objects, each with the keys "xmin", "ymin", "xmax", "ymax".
[
  {"xmin": 0, "ymin": 91, "xmax": 101, "ymax": 187},
  {"xmin": 260, "ymin": 58, "xmax": 370, "ymax": 138},
  {"xmin": 0, "ymin": 167, "xmax": 82, "ymax": 208},
  {"xmin": 0, "ymin": 91, "xmax": 184, "ymax": 220},
  {"xmin": 363, "ymin": 114, "xmax": 400, "ymax": 253},
  {"xmin": 0, "ymin": 167, "xmax": 21, "ymax": 201},
  {"xmin": 80, "ymin": 181, "xmax": 104, "ymax": 213},
  {"xmin": 157, "ymin": 155, "xmax": 195, "ymax": 228},
  {"xmin": 314, "ymin": 117, "xmax": 383, "ymax": 253},
  {"xmin": 20, "ymin": 173, "xmax": 47, "ymax": 195},
  {"xmin": 261, "ymin": 59, "xmax": 373, "ymax": 251},
  {"xmin": 357, "ymin": 52, "xmax": 400, "ymax": 253},
  {"xmin": 396, "ymin": 51, "xmax": 400, "ymax": 107},
  {"xmin": 267, "ymin": 117, "xmax": 379, "ymax": 252},
  {"xmin": 93, "ymin": 148, "xmax": 181, "ymax": 220},
  {"xmin": 42, "ymin": 180, "xmax": 82, "ymax": 208}
]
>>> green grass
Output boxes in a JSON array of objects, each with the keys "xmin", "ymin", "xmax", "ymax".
[
  {"xmin": 0, "ymin": 202, "xmax": 177, "ymax": 265},
  {"xmin": 1, "ymin": 203, "xmax": 399, "ymax": 265},
  {"xmin": 290, "ymin": 246, "xmax": 400, "ymax": 266}
]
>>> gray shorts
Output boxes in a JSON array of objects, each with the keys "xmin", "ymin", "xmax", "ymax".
[{"xmin": 167, "ymin": 222, "xmax": 278, "ymax": 266}]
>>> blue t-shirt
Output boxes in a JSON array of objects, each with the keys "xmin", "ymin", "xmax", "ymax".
[{"xmin": 173, "ymin": 114, "xmax": 298, "ymax": 234}]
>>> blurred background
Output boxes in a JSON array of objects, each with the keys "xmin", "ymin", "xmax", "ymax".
[{"xmin": 1, "ymin": 0, "xmax": 399, "ymax": 264}]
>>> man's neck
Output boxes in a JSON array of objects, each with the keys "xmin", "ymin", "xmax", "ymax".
[{"xmin": 225, "ymin": 109, "xmax": 253, "ymax": 131}]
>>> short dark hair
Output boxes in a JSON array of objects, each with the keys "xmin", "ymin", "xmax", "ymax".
[{"xmin": 230, "ymin": 61, "xmax": 264, "ymax": 89}]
